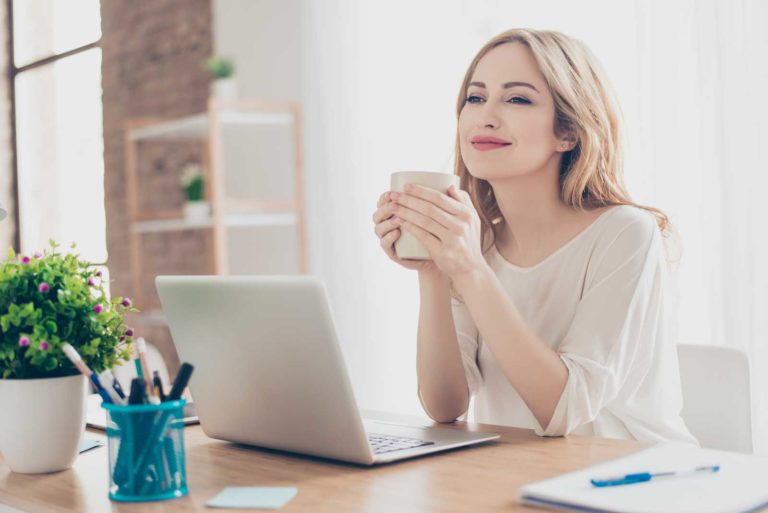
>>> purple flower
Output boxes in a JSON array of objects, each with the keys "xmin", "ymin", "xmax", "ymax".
[
  {"xmin": 95, "ymin": 270, "xmax": 103, "ymax": 278},
  {"xmin": 33, "ymin": 251, "xmax": 43, "ymax": 259},
  {"xmin": 21, "ymin": 256, "xmax": 30, "ymax": 264},
  {"xmin": 93, "ymin": 304, "xmax": 104, "ymax": 314},
  {"xmin": 18, "ymin": 336, "xmax": 30, "ymax": 347},
  {"xmin": 38, "ymin": 282, "xmax": 50, "ymax": 293},
  {"xmin": 87, "ymin": 277, "xmax": 96, "ymax": 287},
  {"xmin": 39, "ymin": 340, "xmax": 49, "ymax": 351},
  {"xmin": 122, "ymin": 298, "xmax": 132, "ymax": 308},
  {"xmin": 125, "ymin": 328, "xmax": 134, "ymax": 337}
]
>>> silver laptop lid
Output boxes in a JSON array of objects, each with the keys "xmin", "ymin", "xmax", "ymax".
[{"xmin": 156, "ymin": 275, "xmax": 374, "ymax": 465}]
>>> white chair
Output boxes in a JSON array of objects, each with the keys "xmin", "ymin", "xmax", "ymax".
[{"xmin": 677, "ymin": 344, "xmax": 753, "ymax": 453}]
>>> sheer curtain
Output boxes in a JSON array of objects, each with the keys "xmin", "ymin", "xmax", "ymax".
[
  {"xmin": 629, "ymin": 0, "xmax": 768, "ymax": 453},
  {"xmin": 301, "ymin": 0, "xmax": 768, "ymax": 451}
]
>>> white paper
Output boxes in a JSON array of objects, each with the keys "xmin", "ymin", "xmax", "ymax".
[{"xmin": 519, "ymin": 442, "xmax": 768, "ymax": 513}]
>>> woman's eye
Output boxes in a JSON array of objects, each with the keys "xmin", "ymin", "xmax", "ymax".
[{"xmin": 464, "ymin": 95, "xmax": 530, "ymax": 105}]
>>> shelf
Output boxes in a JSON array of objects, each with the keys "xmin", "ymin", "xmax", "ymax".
[
  {"xmin": 132, "ymin": 212, "xmax": 298, "ymax": 234},
  {"xmin": 128, "ymin": 111, "xmax": 294, "ymax": 141}
]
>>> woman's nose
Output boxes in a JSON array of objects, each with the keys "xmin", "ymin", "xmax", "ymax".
[{"xmin": 477, "ymin": 102, "xmax": 501, "ymax": 129}]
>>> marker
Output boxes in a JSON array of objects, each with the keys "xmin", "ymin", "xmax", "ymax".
[
  {"xmin": 128, "ymin": 378, "xmax": 147, "ymax": 405},
  {"xmin": 62, "ymin": 343, "xmax": 113, "ymax": 404},
  {"xmin": 167, "ymin": 363, "xmax": 194, "ymax": 401},
  {"xmin": 591, "ymin": 465, "xmax": 720, "ymax": 487},
  {"xmin": 135, "ymin": 338, "xmax": 154, "ymax": 399}
]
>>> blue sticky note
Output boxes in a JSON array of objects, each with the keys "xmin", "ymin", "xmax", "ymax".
[
  {"xmin": 206, "ymin": 487, "xmax": 298, "ymax": 509},
  {"xmin": 79, "ymin": 438, "xmax": 104, "ymax": 453}
]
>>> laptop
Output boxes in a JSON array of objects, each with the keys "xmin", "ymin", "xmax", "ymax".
[{"xmin": 155, "ymin": 275, "xmax": 500, "ymax": 465}]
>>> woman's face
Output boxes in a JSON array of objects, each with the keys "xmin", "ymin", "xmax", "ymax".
[{"xmin": 458, "ymin": 42, "xmax": 570, "ymax": 181}]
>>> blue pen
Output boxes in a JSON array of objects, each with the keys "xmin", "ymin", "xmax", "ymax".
[
  {"xmin": 62, "ymin": 343, "xmax": 113, "ymax": 404},
  {"xmin": 591, "ymin": 465, "xmax": 720, "ymax": 487}
]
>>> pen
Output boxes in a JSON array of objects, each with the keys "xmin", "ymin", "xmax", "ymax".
[
  {"xmin": 62, "ymin": 343, "xmax": 113, "ymax": 404},
  {"xmin": 98, "ymin": 370, "xmax": 126, "ymax": 404},
  {"xmin": 167, "ymin": 362, "xmax": 194, "ymax": 401},
  {"xmin": 101, "ymin": 369, "xmax": 127, "ymax": 400},
  {"xmin": 153, "ymin": 371, "xmax": 167, "ymax": 402},
  {"xmin": 590, "ymin": 465, "xmax": 720, "ymax": 487}
]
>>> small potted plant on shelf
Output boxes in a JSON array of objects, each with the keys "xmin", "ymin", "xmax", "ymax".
[
  {"xmin": 180, "ymin": 163, "xmax": 210, "ymax": 221},
  {"xmin": 206, "ymin": 55, "xmax": 236, "ymax": 100},
  {"xmin": 0, "ymin": 240, "xmax": 135, "ymax": 473}
]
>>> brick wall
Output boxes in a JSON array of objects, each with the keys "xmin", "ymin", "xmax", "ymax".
[{"xmin": 101, "ymin": 0, "xmax": 213, "ymax": 376}]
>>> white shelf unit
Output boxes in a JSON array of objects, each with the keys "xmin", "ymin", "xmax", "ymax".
[{"xmin": 125, "ymin": 98, "xmax": 307, "ymax": 310}]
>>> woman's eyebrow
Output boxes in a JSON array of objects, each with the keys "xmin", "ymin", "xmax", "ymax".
[{"xmin": 468, "ymin": 81, "xmax": 540, "ymax": 93}]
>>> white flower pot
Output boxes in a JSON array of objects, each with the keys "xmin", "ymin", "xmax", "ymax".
[
  {"xmin": 0, "ymin": 374, "xmax": 87, "ymax": 473},
  {"xmin": 183, "ymin": 201, "xmax": 211, "ymax": 221},
  {"xmin": 211, "ymin": 78, "xmax": 237, "ymax": 100}
]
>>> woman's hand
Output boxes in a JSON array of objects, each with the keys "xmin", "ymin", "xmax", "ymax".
[
  {"xmin": 388, "ymin": 183, "xmax": 487, "ymax": 281},
  {"xmin": 372, "ymin": 191, "xmax": 439, "ymax": 274}
]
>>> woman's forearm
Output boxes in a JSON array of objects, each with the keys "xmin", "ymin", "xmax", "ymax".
[
  {"xmin": 453, "ymin": 264, "xmax": 568, "ymax": 430},
  {"xmin": 415, "ymin": 270, "xmax": 470, "ymax": 423}
]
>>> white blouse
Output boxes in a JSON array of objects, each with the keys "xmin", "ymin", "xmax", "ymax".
[{"xmin": 453, "ymin": 205, "xmax": 698, "ymax": 444}]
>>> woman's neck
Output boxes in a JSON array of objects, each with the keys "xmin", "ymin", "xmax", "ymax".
[{"xmin": 489, "ymin": 159, "xmax": 581, "ymax": 262}]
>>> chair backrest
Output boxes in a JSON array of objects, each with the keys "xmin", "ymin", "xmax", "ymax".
[{"xmin": 677, "ymin": 344, "xmax": 753, "ymax": 453}]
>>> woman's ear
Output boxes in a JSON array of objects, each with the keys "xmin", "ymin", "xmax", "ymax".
[{"xmin": 558, "ymin": 133, "xmax": 577, "ymax": 152}]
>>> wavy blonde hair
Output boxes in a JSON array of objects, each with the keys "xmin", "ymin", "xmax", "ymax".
[{"xmin": 455, "ymin": 28, "xmax": 670, "ymax": 257}]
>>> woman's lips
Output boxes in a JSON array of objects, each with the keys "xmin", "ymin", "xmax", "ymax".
[{"xmin": 471, "ymin": 142, "xmax": 511, "ymax": 151}]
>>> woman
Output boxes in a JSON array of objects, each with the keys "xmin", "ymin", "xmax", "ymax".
[{"xmin": 371, "ymin": 28, "xmax": 697, "ymax": 444}]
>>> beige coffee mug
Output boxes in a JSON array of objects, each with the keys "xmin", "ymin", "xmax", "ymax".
[{"xmin": 390, "ymin": 171, "xmax": 460, "ymax": 260}]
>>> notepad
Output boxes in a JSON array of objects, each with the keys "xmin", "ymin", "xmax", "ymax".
[
  {"xmin": 519, "ymin": 442, "xmax": 768, "ymax": 513},
  {"xmin": 206, "ymin": 487, "xmax": 298, "ymax": 510}
]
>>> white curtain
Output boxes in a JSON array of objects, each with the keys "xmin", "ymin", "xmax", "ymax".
[{"xmin": 301, "ymin": 0, "xmax": 768, "ymax": 452}]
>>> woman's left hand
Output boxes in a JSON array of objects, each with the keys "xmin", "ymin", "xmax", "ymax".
[{"xmin": 387, "ymin": 183, "xmax": 487, "ymax": 281}]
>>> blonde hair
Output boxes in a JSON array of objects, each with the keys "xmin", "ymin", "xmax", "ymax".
[{"xmin": 454, "ymin": 28, "xmax": 671, "ymax": 257}]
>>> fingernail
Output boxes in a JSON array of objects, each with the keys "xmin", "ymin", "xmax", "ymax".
[
  {"xmin": 390, "ymin": 192, "xmax": 400, "ymax": 200},
  {"xmin": 388, "ymin": 202, "xmax": 397, "ymax": 210}
]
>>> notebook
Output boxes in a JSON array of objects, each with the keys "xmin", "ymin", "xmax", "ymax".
[{"xmin": 519, "ymin": 442, "xmax": 768, "ymax": 513}]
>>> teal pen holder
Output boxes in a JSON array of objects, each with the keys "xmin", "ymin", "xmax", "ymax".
[{"xmin": 102, "ymin": 400, "xmax": 188, "ymax": 502}]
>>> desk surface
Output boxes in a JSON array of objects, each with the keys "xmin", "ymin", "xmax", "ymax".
[{"xmin": 0, "ymin": 411, "xmax": 646, "ymax": 513}]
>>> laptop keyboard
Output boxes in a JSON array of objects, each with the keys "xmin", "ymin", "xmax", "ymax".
[{"xmin": 367, "ymin": 433, "xmax": 435, "ymax": 454}]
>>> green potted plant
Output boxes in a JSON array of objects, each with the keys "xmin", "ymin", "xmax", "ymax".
[
  {"xmin": 205, "ymin": 55, "xmax": 237, "ymax": 100},
  {"xmin": 180, "ymin": 162, "xmax": 209, "ymax": 221},
  {"xmin": 0, "ymin": 241, "xmax": 135, "ymax": 473}
]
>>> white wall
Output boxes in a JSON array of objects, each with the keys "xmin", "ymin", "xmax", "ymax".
[
  {"xmin": 214, "ymin": 2, "xmax": 768, "ymax": 452},
  {"xmin": 213, "ymin": 0, "xmax": 646, "ymax": 417}
]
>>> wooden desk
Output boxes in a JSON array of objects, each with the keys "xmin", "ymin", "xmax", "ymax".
[{"xmin": 0, "ymin": 412, "xmax": 646, "ymax": 513}]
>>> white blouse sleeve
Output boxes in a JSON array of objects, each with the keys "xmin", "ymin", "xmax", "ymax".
[
  {"xmin": 534, "ymin": 215, "xmax": 664, "ymax": 437},
  {"xmin": 452, "ymin": 296, "xmax": 483, "ymax": 398}
]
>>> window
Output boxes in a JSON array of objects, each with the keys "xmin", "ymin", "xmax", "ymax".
[{"xmin": 10, "ymin": 0, "xmax": 106, "ymax": 264}]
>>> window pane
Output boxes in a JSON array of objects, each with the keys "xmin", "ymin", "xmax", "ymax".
[
  {"xmin": 13, "ymin": 0, "xmax": 101, "ymax": 68},
  {"xmin": 15, "ymin": 48, "xmax": 107, "ymax": 263}
]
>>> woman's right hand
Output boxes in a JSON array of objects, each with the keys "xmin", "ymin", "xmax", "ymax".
[{"xmin": 373, "ymin": 191, "xmax": 439, "ymax": 274}]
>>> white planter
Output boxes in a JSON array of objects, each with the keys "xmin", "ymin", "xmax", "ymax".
[
  {"xmin": 183, "ymin": 200, "xmax": 211, "ymax": 221},
  {"xmin": 211, "ymin": 78, "xmax": 237, "ymax": 100},
  {"xmin": 0, "ymin": 374, "xmax": 87, "ymax": 473}
]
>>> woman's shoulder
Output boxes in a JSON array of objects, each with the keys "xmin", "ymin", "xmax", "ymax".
[{"xmin": 598, "ymin": 204, "xmax": 660, "ymax": 246}]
